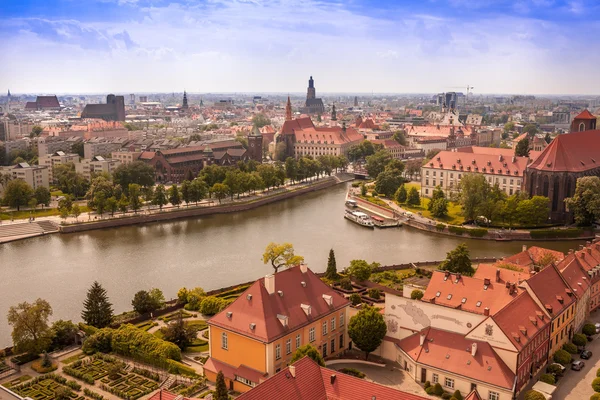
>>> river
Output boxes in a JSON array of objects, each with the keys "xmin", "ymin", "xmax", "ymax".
[{"xmin": 0, "ymin": 183, "xmax": 584, "ymax": 347}]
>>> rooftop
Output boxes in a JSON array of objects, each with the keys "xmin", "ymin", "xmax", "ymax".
[{"xmin": 528, "ymin": 130, "xmax": 600, "ymax": 172}]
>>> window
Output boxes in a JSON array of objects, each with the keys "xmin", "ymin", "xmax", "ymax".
[
  {"xmin": 235, "ymin": 376, "xmax": 257, "ymax": 388},
  {"xmin": 221, "ymin": 332, "xmax": 228, "ymax": 350},
  {"xmin": 426, "ymin": 170, "xmax": 429, "ymax": 176},
  {"xmin": 433, "ymin": 171, "xmax": 436, "ymax": 177},
  {"xmin": 323, "ymin": 321, "xmax": 328, "ymax": 336},
  {"xmin": 309, "ymin": 327, "xmax": 315, "ymax": 342},
  {"xmin": 330, "ymin": 339, "xmax": 335, "ymax": 354},
  {"xmin": 444, "ymin": 378, "xmax": 454, "ymax": 389},
  {"xmin": 432, "ymin": 374, "xmax": 439, "ymax": 384},
  {"xmin": 322, "ymin": 343, "xmax": 327, "ymax": 358},
  {"xmin": 339, "ymin": 334, "xmax": 344, "ymax": 349},
  {"xmin": 275, "ymin": 344, "xmax": 281, "ymax": 360},
  {"xmin": 296, "ymin": 334, "xmax": 301, "ymax": 349},
  {"xmin": 489, "ymin": 391, "xmax": 500, "ymax": 400},
  {"xmin": 286, "ymin": 339, "xmax": 291, "ymax": 354},
  {"xmin": 331, "ymin": 317, "xmax": 336, "ymax": 331},
  {"xmin": 340, "ymin": 313, "xmax": 344, "ymax": 326}
]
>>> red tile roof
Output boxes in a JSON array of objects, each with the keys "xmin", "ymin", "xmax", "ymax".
[
  {"xmin": 472, "ymin": 263, "xmax": 531, "ymax": 284},
  {"xmin": 525, "ymin": 264, "xmax": 575, "ymax": 316},
  {"xmin": 464, "ymin": 390, "xmax": 483, "ymax": 400},
  {"xmin": 423, "ymin": 271, "xmax": 521, "ymax": 315},
  {"xmin": 425, "ymin": 149, "xmax": 529, "ymax": 177},
  {"xmin": 204, "ymin": 357, "xmax": 267, "ymax": 384},
  {"xmin": 358, "ymin": 118, "xmax": 379, "ymax": 130},
  {"xmin": 209, "ymin": 266, "xmax": 350, "ymax": 343},
  {"xmin": 397, "ymin": 328, "xmax": 515, "ymax": 390},
  {"xmin": 237, "ymin": 356, "xmax": 428, "ymax": 400},
  {"xmin": 147, "ymin": 389, "xmax": 186, "ymax": 400},
  {"xmin": 503, "ymin": 246, "xmax": 564, "ymax": 268},
  {"xmin": 527, "ymin": 130, "xmax": 600, "ymax": 172},
  {"xmin": 574, "ymin": 110, "xmax": 596, "ymax": 120},
  {"xmin": 563, "ymin": 242, "xmax": 600, "ymax": 273},
  {"xmin": 281, "ymin": 117, "xmax": 363, "ymax": 145},
  {"xmin": 557, "ymin": 254, "xmax": 592, "ymax": 299},
  {"xmin": 492, "ymin": 292, "xmax": 549, "ymax": 350}
]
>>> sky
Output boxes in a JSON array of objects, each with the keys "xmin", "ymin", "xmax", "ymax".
[{"xmin": 1, "ymin": 0, "xmax": 600, "ymax": 95}]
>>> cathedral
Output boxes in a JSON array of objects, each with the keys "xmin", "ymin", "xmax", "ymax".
[{"xmin": 300, "ymin": 76, "xmax": 325, "ymax": 115}]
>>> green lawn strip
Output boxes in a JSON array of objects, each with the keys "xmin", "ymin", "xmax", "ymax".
[
  {"xmin": 185, "ymin": 320, "xmax": 208, "ymax": 330},
  {"xmin": 1, "ymin": 375, "xmax": 32, "ymax": 389},
  {"xmin": 370, "ymin": 269, "xmax": 416, "ymax": 289},
  {"xmin": 60, "ymin": 353, "xmax": 87, "ymax": 365},
  {"xmin": 0, "ymin": 206, "xmax": 90, "ymax": 221}
]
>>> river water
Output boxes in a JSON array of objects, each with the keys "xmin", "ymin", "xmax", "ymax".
[{"xmin": 0, "ymin": 183, "xmax": 584, "ymax": 347}]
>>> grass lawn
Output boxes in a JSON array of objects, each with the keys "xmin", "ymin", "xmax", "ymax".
[
  {"xmin": 185, "ymin": 339, "xmax": 209, "ymax": 353},
  {"xmin": 60, "ymin": 352, "xmax": 86, "ymax": 364},
  {"xmin": 1, "ymin": 375, "xmax": 32, "ymax": 389},
  {"xmin": 398, "ymin": 196, "xmax": 465, "ymax": 225},
  {"xmin": 185, "ymin": 320, "xmax": 208, "ymax": 330},
  {"xmin": 370, "ymin": 269, "xmax": 416, "ymax": 290},
  {"xmin": 0, "ymin": 205, "xmax": 90, "ymax": 221}
]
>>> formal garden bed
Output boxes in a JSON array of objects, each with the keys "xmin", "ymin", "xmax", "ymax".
[
  {"xmin": 0, "ymin": 361, "xmax": 12, "ymax": 374},
  {"xmin": 166, "ymin": 378, "xmax": 207, "ymax": 397},
  {"xmin": 134, "ymin": 321, "xmax": 159, "ymax": 331},
  {"xmin": 1, "ymin": 375, "xmax": 31, "ymax": 389},
  {"xmin": 370, "ymin": 269, "xmax": 416, "ymax": 291},
  {"xmin": 61, "ymin": 353, "xmax": 87, "ymax": 365},
  {"xmin": 10, "ymin": 374, "xmax": 84, "ymax": 400},
  {"xmin": 158, "ymin": 311, "xmax": 195, "ymax": 323}
]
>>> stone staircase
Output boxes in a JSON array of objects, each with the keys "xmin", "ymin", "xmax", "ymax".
[
  {"xmin": 0, "ymin": 220, "xmax": 59, "ymax": 240},
  {"xmin": 161, "ymin": 375, "xmax": 176, "ymax": 389}
]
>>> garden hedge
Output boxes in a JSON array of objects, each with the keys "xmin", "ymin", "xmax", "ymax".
[
  {"xmin": 529, "ymin": 228, "xmax": 584, "ymax": 239},
  {"xmin": 563, "ymin": 342, "xmax": 578, "ymax": 354},
  {"xmin": 539, "ymin": 374, "xmax": 555, "ymax": 385},
  {"xmin": 583, "ymin": 324, "xmax": 596, "ymax": 336},
  {"xmin": 593, "ymin": 377, "xmax": 600, "ymax": 393},
  {"xmin": 524, "ymin": 390, "xmax": 546, "ymax": 400}
]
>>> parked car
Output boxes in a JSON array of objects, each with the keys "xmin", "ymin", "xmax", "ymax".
[
  {"xmin": 595, "ymin": 323, "xmax": 600, "ymax": 333},
  {"xmin": 572, "ymin": 360, "xmax": 585, "ymax": 371},
  {"xmin": 581, "ymin": 350, "xmax": 593, "ymax": 359},
  {"xmin": 547, "ymin": 362, "xmax": 566, "ymax": 376}
]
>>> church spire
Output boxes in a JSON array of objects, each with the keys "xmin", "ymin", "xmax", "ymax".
[
  {"xmin": 331, "ymin": 104, "xmax": 337, "ymax": 121},
  {"xmin": 285, "ymin": 96, "xmax": 292, "ymax": 121},
  {"xmin": 182, "ymin": 90, "xmax": 188, "ymax": 109}
]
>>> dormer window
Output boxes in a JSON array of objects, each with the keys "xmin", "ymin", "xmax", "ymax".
[
  {"xmin": 476, "ymin": 301, "xmax": 482, "ymax": 307},
  {"xmin": 436, "ymin": 291, "xmax": 441, "ymax": 297}
]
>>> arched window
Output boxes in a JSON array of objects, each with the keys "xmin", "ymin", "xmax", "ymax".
[
  {"xmin": 542, "ymin": 175, "xmax": 549, "ymax": 197},
  {"xmin": 552, "ymin": 178, "xmax": 560, "ymax": 212},
  {"xmin": 579, "ymin": 122, "xmax": 585, "ymax": 132}
]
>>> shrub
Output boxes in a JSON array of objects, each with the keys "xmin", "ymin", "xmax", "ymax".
[
  {"xmin": 591, "ymin": 394, "xmax": 600, "ymax": 400},
  {"xmin": 367, "ymin": 289, "xmax": 381, "ymax": 299},
  {"xmin": 66, "ymin": 380, "xmax": 81, "ymax": 391},
  {"xmin": 467, "ymin": 228, "xmax": 488, "ymax": 237},
  {"xmin": 583, "ymin": 324, "xmax": 596, "ymax": 336},
  {"xmin": 11, "ymin": 353, "xmax": 39, "ymax": 365},
  {"xmin": 84, "ymin": 388, "xmax": 104, "ymax": 400},
  {"xmin": 82, "ymin": 328, "xmax": 113, "ymax": 354},
  {"xmin": 339, "ymin": 368, "xmax": 366, "ymax": 379},
  {"xmin": 166, "ymin": 359, "xmax": 199, "ymax": 378},
  {"xmin": 132, "ymin": 367, "xmax": 160, "ymax": 382},
  {"xmin": 448, "ymin": 225, "xmax": 466, "ymax": 235},
  {"xmin": 411, "ymin": 290, "xmax": 424, "ymax": 300},
  {"xmin": 592, "ymin": 377, "xmax": 600, "ymax": 393},
  {"xmin": 547, "ymin": 363, "xmax": 564, "ymax": 376},
  {"xmin": 553, "ymin": 349, "xmax": 572, "ymax": 365},
  {"xmin": 597, "ymin": 367, "xmax": 600, "ymax": 377},
  {"xmin": 435, "ymin": 223, "xmax": 446, "ymax": 231},
  {"xmin": 424, "ymin": 381, "xmax": 431, "ymax": 389},
  {"xmin": 31, "ymin": 359, "xmax": 57, "ymax": 373},
  {"xmin": 199, "ymin": 296, "xmax": 224, "ymax": 316},
  {"xmin": 339, "ymin": 278, "xmax": 353, "ymax": 291},
  {"xmin": 62, "ymin": 365, "xmax": 96, "ymax": 384},
  {"xmin": 441, "ymin": 393, "xmax": 451, "ymax": 399},
  {"xmin": 573, "ymin": 333, "xmax": 588, "ymax": 347},
  {"xmin": 529, "ymin": 228, "xmax": 584, "ymax": 239},
  {"xmin": 452, "ymin": 390, "xmax": 463, "ymax": 400},
  {"xmin": 111, "ymin": 324, "xmax": 182, "ymax": 361},
  {"xmin": 524, "ymin": 390, "xmax": 546, "ymax": 400},
  {"xmin": 349, "ymin": 293, "xmax": 362, "ymax": 306},
  {"xmin": 563, "ymin": 342, "xmax": 578, "ymax": 354},
  {"xmin": 539, "ymin": 374, "xmax": 555, "ymax": 385},
  {"xmin": 425, "ymin": 386, "xmax": 435, "ymax": 395},
  {"xmin": 433, "ymin": 383, "xmax": 444, "ymax": 396}
]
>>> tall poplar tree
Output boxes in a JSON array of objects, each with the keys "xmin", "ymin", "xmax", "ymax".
[
  {"xmin": 81, "ymin": 281, "xmax": 114, "ymax": 328},
  {"xmin": 215, "ymin": 371, "xmax": 229, "ymax": 400},
  {"xmin": 325, "ymin": 249, "xmax": 339, "ymax": 280}
]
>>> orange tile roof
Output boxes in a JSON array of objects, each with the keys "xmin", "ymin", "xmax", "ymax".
[
  {"xmin": 425, "ymin": 150, "xmax": 529, "ymax": 176},
  {"xmin": 574, "ymin": 110, "xmax": 596, "ymax": 120},
  {"xmin": 209, "ymin": 266, "xmax": 350, "ymax": 343},
  {"xmin": 492, "ymin": 292, "xmax": 549, "ymax": 350},
  {"xmin": 204, "ymin": 357, "xmax": 267, "ymax": 384},
  {"xmin": 528, "ymin": 130, "xmax": 600, "ymax": 172},
  {"xmin": 423, "ymin": 271, "xmax": 521, "ymax": 315},
  {"xmin": 503, "ymin": 246, "xmax": 564, "ymax": 268},
  {"xmin": 237, "ymin": 356, "xmax": 428, "ymax": 400},
  {"xmin": 564, "ymin": 242, "xmax": 600, "ymax": 273},
  {"xmin": 465, "ymin": 390, "xmax": 483, "ymax": 400},
  {"xmin": 525, "ymin": 264, "xmax": 575, "ymax": 316},
  {"xmin": 557, "ymin": 254, "xmax": 592, "ymax": 298},
  {"xmin": 397, "ymin": 328, "xmax": 515, "ymax": 390},
  {"xmin": 147, "ymin": 389, "xmax": 186, "ymax": 400},
  {"xmin": 472, "ymin": 263, "xmax": 531, "ymax": 284}
]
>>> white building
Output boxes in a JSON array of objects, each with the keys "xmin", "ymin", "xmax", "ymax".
[{"xmin": 75, "ymin": 156, "xmax": 121, "ymax": 180}]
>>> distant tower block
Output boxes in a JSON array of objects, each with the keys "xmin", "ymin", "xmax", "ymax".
[
  {"xmin": 129, "ymin": 94, "xmax": 135, "ymax": 105},
  {"xmin": 354, "ymin": 96, "xmax": 358, "ymax": 107},
  {"xmin": 331, "ymin": 104, "xmax": 337, "ymax": 121},
  {"xmin": 182, "ymin": 91, "xmax": 189, "ymax": 110}
]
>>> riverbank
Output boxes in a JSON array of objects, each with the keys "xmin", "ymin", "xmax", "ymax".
[{"xmin": 349, "ymin": 193, "xmax": 597, "ymax": 242}]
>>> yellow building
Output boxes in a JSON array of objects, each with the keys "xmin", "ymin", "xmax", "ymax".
[
  {"xmin": 522, "ymin": 264, "xmax": 576, "ymax": 360},
  {"xmin": 204, "ymin": 265, "xmax": 350, "ymax": 393}
]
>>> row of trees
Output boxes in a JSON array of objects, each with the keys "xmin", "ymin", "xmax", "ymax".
[{"xmin": 1, "ymin": 177, "xmax": 51, "ymax": 211}]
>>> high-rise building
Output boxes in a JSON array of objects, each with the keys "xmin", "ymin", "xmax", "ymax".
[{"xmin": 300, "ymin": 76, "xmax": 324, "ymax": 115}]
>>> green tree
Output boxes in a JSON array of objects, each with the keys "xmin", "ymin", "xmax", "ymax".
[
  {"xmin": 112, "ymin": 161, "xmax": 155, "ymax": 191},
  {"xmin": 106, "ymin": 196, "xmax": 118, "ymax": 216},
  {"xmin": 169, "ymin": 184, "xmax": 182, "ymax": 207},
  {"xmin": 149, "ymin": 288, "xmax": 165, "ymax": 306},
  {"xmin": 348, "ymin": 305, "xmax": 387, "ymax": 360},
  {"xmin": 439, "ymin": 243, "xmax": 474, "ymax": 276},
  {"xmin": 251, "ymin": 113, "xmax": 271, "ymax": 128},
  {"xmin": 262, "ymin": 242, "xmax": 304, "ymax": 273},
  {"xmin": 7, "ymin": 298, "xmax": 53, "ymax": 354},
  {"xmin": 181, "ymin": 180, "xmax": 191, "ymax": 205},
  {"xmin": 200, "ymin": 164, "xmax": 228, "ymax": 187},
  {"xmin": 325, "ymin": 249, "xmax": 339, "ymax": 280},
  {"xmin": 572, "ymin": 333, "xmax": 587, "ymax": 347},
  {"xmin": 71, "ymin": 204, "xmax": 81, "ymax": 221},
  {"xmin": 190, "ymin": 178, "xmax": 208, "ymax": 204},
  {"xmin": 456, "ymin": 174, "xmax": 489, "ymax": 221},
  {"xmin": 2, "ymin": 179, "xmax": 33, "ymax": 210},
  {"xmin": 430, "ymin": 198, "xmax": 449, "ymax": 218},
  {"xmin": 374, "ymin": 170, "xmax": 403, "ymax": 197},
  {"xmin": 523, "ymin": 123, "xmax": 538, "ymax": 136},
  {"xmin": 347, "ymin": 259, "xmax": 373, "ymax": 282},
  {"xmin": 411, "ymin": 290, "xmax": 424, "ymax": 300},
  {"xmin": 81, "ymin": 281, "xmax": 113, "ymax": 328},
  {"xmin": 593, "ymin": 378, "xmax": 600, "ymax": 393},
  {"xmin": 131, "ymin": 290, "xmax": 160, "ymax": 315},
  {"xmin": 523, "ymin": 390, "xmax": 546, "ymax": 400},
  {"xmin": 211, "ymin": 183, "xmax": 229, "ymax": 204},
  {"xmin": 583, "ymin": 324, "xmax": 596, "ymax": 336},
  {"xmin": 360, "ymin": 182, "xmax": 367, "ymax": 196},
  {"xmin": 128, "ymin": 183, "xmax": 142, "ymax": 213},
  {"xmin": 223, "ymin": 170, "xmax": 243, "ymax": 200},
  {"xmin": 34, "ymin": 186, "xmax": 51, "ymax": 207},
  {"xmin": 28, "ymin": 197, "xmax": 38, "ymax": 211},
  {"xmin": 71, "ymin": 141, "xmax": 84, "ymax": 158},
  {"xmin": 53, "ymin": 163, "xmax": 89, "ymax": 197},
  {"xmin": 214, "ymin": 371, "xmax": 228, "ymax": 400},
  {"xmin": 162, "ymin": 311, "xmax": 199, "ymax": 350},
  {"xmin": 117, "ymin": 194, "xmax": 129, "ymax": 213},
  {"xmin": 30, "ymin": 125, "xmax": 43, "ymax": 137},
  {"xmin": 285, "ymin": 157, "xmax": 299, "ymax": 183},
  {"xmin": 566, "ymin": 176, "xmax": 600, "ymax": 226},
  {"xmin": 152, "ymin": 184, "xmax": 168, "ymax": 209},
  {"xmin": 553, "ymin": 349, "xmax": 572, "ymax": 365},
  {"xmin": 395, "ymin": 185, "xmax": 407, "ymax": 203},
  {"xmin": 50, "ymin": 320, "xmax": 78, "ymax": 350},
  {"xmin": 517, "ymin": 196, "xmax": 550, "ymax": 225},
  {"xmin": 428, "ymin": 186, "xmax": 445, "ymax": 209},
  {"xmin": 290, "ymin": 344, "xmax": 325, "ymax": 366},
  {"xmin": 365, "ymin": 150, "xmax": 391, "ymax": 179},
  {"xmin": 407, "ymin": 186, "xmax": 421, "ymax": 206},
  {"xmin": 515, "ymin": 137, "xmax": 530, "ymax": 157}
]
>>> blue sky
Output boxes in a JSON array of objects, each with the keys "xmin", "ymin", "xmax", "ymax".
[{"xmin": 1, "ymin": 0, "xmax": 599, "ymax": 95}]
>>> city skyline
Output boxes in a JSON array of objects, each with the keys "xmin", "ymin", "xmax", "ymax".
[{"xmin": 1, "ymin": 0, "xmax": 600, "ymax": 95}]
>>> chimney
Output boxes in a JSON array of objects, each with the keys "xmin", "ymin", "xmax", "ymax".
[
  {"xmin": 289, "ymin": 365, "xmax": 296, "ymax": 378},
  {"xmin": 330, "ymin": 374, "xmax": 337, "ymax": 384},
  {"xmin": 496, "ymin": 269, "xmax": 501, "ymax": 283},
  {"xmin": 265, "ymin": 274, "xmax": 275, "ymax": 294},
  {"xmin": 522, "ymin": 245, "xmax": 527, "ymax": 252},
  {"xmin": 300, "ymin": 264, "xmax": 308, "ymax": 273},
  {"xmin": 484, "ymin": 278, "xmax": 491, "ymax": 286},
  {"xmin": 484, "ymin": 307, "xmax": 490, "ymax": 316},
  {"xmin": 471, "ymin": 343, "xmax": 477, "ymax": 357},
  {"xmin": 420, "ymin": 334, "xmax": 426, "ymax": 346}
]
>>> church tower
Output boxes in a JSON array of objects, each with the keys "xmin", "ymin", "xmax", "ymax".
[
  {"xmin": 182, "ymin": 91, "xmax": 189, "ymax": 110},
  {"xmin": 307, "ymin": 76, "xmax": 316, "ymax": 100},
  {"xmin": 285, "ymin": 96, "xmax": 292, "ymax": 121},
  {"xmin": 248, "ymin": 125, "xmax": 263, "ymax": 162},
  {"xmin": 330, "ymin": 104, "xmax": 337, "ymax": 126}
]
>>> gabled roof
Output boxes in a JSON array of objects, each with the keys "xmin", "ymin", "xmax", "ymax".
[
  {"xmin": 562, "ymin": 242, "xmax": 600, "ymax": 273},
  {"xmin": 424, "ymin": 149, "xmax": 529, "ymax": 176},
  {"xmin": 574, "ymin": 110, "xmax": 596, "ymax": 120},
  {"xmin": 525, "ymin": 264, "xmax": 575, "ymax": 316},
  {"xmin": 527, "ymin": 130, "xmax": 600, "ymax": 172},
  {"xmin": 147, "ymin": 389, "xmax": 189, "ymax": 400},
  {"xmin": 397, "ymin": 328, "xmax": 515, "ymax": 390},
  {"xmin": 557, "ymin": 254, "xmax": 592, "ymax": 298},
  {"xmin": 209, "ymin": 266, "xmax": 350, "ymax": 343},
  {"xmin": 237, "ymin": 356, "xmax": 428, "ymax": 400},
  {"xmin": 493, "ymin": 292, "xmax": 549, "ymax": 350},
  {"xmin": 422, "ymin": 271, "xmax": 521, "ymax": 315},
  {"xmin": 281, "ymin": 117, "xmax": 363, "ymax": 144},
  {"xmin": 204, "ymin": 357, "xmax": 267, "ymax": 384},
  {"xmin": 472, "ymin": 263, "xmax": 531, "ymax": 284},
  {"xmin": 465, "ymin": 390, "xmax": 483, "ymax": 400},
  {"xmin": 503, "ymin": 246, "xmax": 564, "ymax": 269}
]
